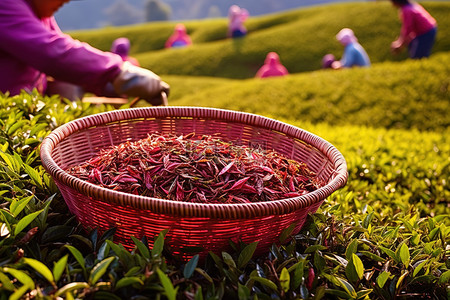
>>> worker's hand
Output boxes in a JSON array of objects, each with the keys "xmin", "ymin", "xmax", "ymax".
[
  {"xmin": 113, "ymin": 61, "xmax": 170, "ymax": 106},
  {"xmin": 390, "ymin": 39, "xmax": 403, "ymax": 55}
]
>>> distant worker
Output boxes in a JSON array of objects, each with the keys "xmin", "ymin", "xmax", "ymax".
[
  {"xmin": 329, "ymin": 28, "xmax": 371, "ymax": 69},
  {"xmin": 111, "ymin": 37, "xmax": 140, "ymax": 66},
  {"xmin": 165, "ymin": 23, "xmax": 192, "ymax": 48},
  {"xmin": 228, "ymin": 5, "xmax": 249, "ymax": 38},
  {"xmin": 255, "ymin": 52, "xmax": 289, "ymax": 78},
  {"xmin": 390, "ymin": 0, "xmax": 437, "ymax": 59},
  {"xmin": 0, "ymin": 0, "xmax": 169, "ymax": 105}
]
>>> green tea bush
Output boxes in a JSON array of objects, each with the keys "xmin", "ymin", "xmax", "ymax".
[
  {"xmin": 0, "ymin": 91, "xmax": 448, "ymax": 299},
  {"xmin": 168, "ymin": 51, "xmax": 450, "ymax": 132},
  {"xmin": 70, "ymin": 2, "xmax": 450, "ymax": 78}
]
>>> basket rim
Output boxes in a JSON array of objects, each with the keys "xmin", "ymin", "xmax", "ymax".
[{"xmin": 40, "ymin": 106, "xmax": 348, "ymax": 219}]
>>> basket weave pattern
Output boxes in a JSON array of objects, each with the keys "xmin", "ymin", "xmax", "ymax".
[{"xmin": 41, "ymin": 107, "xmax": 347, "ymax": 260}]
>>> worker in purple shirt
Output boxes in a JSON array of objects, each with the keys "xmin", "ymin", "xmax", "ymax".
[
  {"xmin": 390, "ymin": 0, "xmax": 437, "ymax": 59},
  {"xmin": 331, "ymin": 28, "xmax": 371, "ymax": 69},
  {"xmin": 0, "ymin": 0, "xmax": 169, "ymax": 105}
]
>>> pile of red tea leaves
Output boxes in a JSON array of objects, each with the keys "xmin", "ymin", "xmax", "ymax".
[{"xmin": 66, "ymin": 133, "xmax": 320, "ymax": 204}]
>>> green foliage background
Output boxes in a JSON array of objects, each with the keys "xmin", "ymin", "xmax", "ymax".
[{"xmin": 0, "ymin": 1, "xmax": 448, "ymax": 299}]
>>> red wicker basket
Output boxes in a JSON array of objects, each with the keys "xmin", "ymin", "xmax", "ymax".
[{"xmin": 40, "ymin": 107, "xmax": 347, "ymax": 260}]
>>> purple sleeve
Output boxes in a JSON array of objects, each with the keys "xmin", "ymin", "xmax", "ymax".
[{"xmin": 0, "ymin": 0, "xmax": 122, "ymax": 95}]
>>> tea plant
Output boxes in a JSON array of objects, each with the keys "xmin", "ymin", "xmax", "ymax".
[{"xmin": 0, "ymin": 91, "xmax": 448, "ymax": 299}]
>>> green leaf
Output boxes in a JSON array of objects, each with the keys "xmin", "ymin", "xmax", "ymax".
[
  {"xmin": 279, "ymin": 223, "xmax": 296, "ymax": 243},
  {"xmin": 0, "ymin": 271, "xmax": 15, "ymax": 291},
  {"xmin": 250, "ymin": 276, "xmax": 278, "ymax": 291},
  {"xmin": 184, "ymin": 254, "xmax": 199, "ymax": 279},
  {"xmin": 438, "ymin": 270, "xmax": 450, "ymax": 284},
  {"xmin": 131, "ymin": 236, "xmax": 150, "ymax": 259},
  {"xmin": 3, "ymin": 267, "xmax": 35, "ymax": 288},
  {"xmin": 156, "ymin": 268, "xmax": 178, "ymax": 300},
  {"xmin": 238, "ymin": 283, "xmax": 250, "ymax": 300},
  {"xmin": 23, "ymin": 258, "xmax": 54, "ymax": 284},
  {"xmin": 65, "ymin": 245, "xmax": 86, "ymax": 273},
  {"xmin": 14, "ymin": 209, "xmax": 43, "ymax": 236},
  {"xmin": 115, "ymin": 277, "xmax": 144, "ymax": 289},
  {"xmin": 356, "ymin": 289, "xmax": 373, "ymax": 299},
  {"xmin": 53, "ymin": 255, "xmax": 68, "ymax": 282},
  {"xmin": 396, "ymin": 270, "xmax": 409, "ymax": 289},
  {"xmin": 378, "ymin": 246, "xmax": 397, "ymax": 262},
  {"xmin": 280, "ymin": 267, "xmax": 290, "ymax": 293},
  {"xmin": 152, "ymin": 232, "xmax": 165, "ymax": 258},
  {"xmin": 345, "ymin": 239, "xmax": 358, "ymax": 259},
  {"xmin": 23, "ymin": 163, "xmax": 43, "ymax": 188},
  {"xmin": 10, "ymin": 196, "xmax": 33, "ymax": 217},
  {"xmin": 336, "ymin": 277, "xmax": 357, "ymax": 298},
  {"xmin": 55, "ymin": 282, "xmax": 90, "ymax": 297},
  {"xmin": 7, "ymin": 120, "xmax": 27, "ymax": 135},
  {"xmin": 376, "ymin": 271, "xmax": 391, "ymax": 288},
  {"xmin": 351, "ymin": 254, "xmax": 364, "ymax": 280},
  {"xmin": 291, "ymin": 261, "xmax": 304, "ymax": 290},
  {"xmin": 237, "ymin": 241, "xmax": 258, "ymax": 269},
  {"xmin": 222, "ymin": 252, "xmax": 237, "ymax": 269},
  {"xmin": 89, "ymin": 256, "xmax": 115, "ymax": 285},
  {"xmin": 412, "ymin": 260, "xmax": 427, "ymax": 277},
  {"xmin": 360, "ymin": 251, "xmax": 385, "ymax": 263},
  {"xmin": 304, "ymin": 244, "xmax": 327, "ymax": 253},
  {"xmin": 396, "ymin": 243, "xmax": 410, "ymax": 267}
]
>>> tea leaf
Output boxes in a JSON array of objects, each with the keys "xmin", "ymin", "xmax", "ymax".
[
  {"xmin": 131, "ymin": 236, "xmax": 150, "ymax": 259},
  {"xmin": 345, "ymin": 239, "xmax": 358, "ymax": 259},
  {"xmin": 438, "ymin": 270, "xmax": 450, "ymax": 284},
  {"xmin": 290, "ymin": 261, "xmax": 304, "ymax": 290},
  {"xmin": 14, "ymin": 209, "xmax": 43, "ymax": 236},
  {"xmin": 280, "ymin": 267, "xmax": 290, "ymax": 293},
  {"xmin": 0, "ymin": 271, "xmax": 15, "ymax": 291},
  {"xmin": 10, "ymin": 196, "xmax": 33, "ymax": 217},
  {"xmin": 279, "ymin": 223, "xmax": 296, "ymax": 243},
  {"xmin": 152, "ymin": 231, "xmax": 165, "ymax": 258},
  {"xmin": 238, "ymin": 241, "xmax": 258, "ymax": 269},
  {"xmin": 55, "ymin": 282, "xmax": 90, "ymax": 297},
  {"xmin": 356, "ymin": 289, "xmax": 373, "ymax": 299},
  {"xmin": 412, "ymin": 260, "xmax": 427, "ymax": 277},
  {"xmin": 3, "ymin": 267, "xmax": 34, "ymax": 288},
  {"xmin": 115, "ymin": 276, "xmax": 144, "ymax": 289},
  {"xmin": 396, "ymin": 270, "xmax": 409, "ymax": 289},
  {"xmin": 360, "ymin": 251, "xmax": 385, "ymax": 263},
  {"xmin": 396, "ymin": 243, "xmax": 410, "ymax": 267},
  {"xmin": 65, "ymin": 245, "xmax": 86, "ymax": 273},
  {"xmin": 53, "ymin": 255, "xmax": 68, "ymax": 282},
  {"xmin": 250, "ymin": 276, "xmax": 278, "ymax": 291},
  {"xmin": 89, "ymin": 256, "xmax": 115, "ymax": 285},
  {"xmin": 222, "ymin": 252, "xmax": 236, "ymax": 269},
  {"xmin": 378, "ymin": 246, "xmax": 397, "ymax": 262},
  {"xmin": 238, "ymin": 283, "xmax": 251, "ymax": 299},
  {"xmin": 157, "ymin": 268, "xmax": 179, "ymax": 300},
  {"xmin": 184, "ymin": 254, "xmax": 199, "ymax": 279},
  {"xmin": 23, "ymin": 258, "xmax": 54, "ymax": 284},
  {"xmin": 23, "ymin": 163, "xmax": 43, "ymax": 188},
  {"xmin": 376, "ymin": 271, "xmax": 391, "ymax": 288}
]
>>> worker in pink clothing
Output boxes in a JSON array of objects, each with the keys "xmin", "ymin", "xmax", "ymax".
[
  {"xmin": 0, "ymin": 0, "xmax": 169, "ymax": 104},
  {"xmin": 165, "ymin": 24, "xmax": 192, "ymax": 48},
  {"xmin": 111, "ymin": 37, "xmax": 140, "ymax": 66},
  {"xmin": 390, "ymin": 0, "xmax": 437, "ymax": 59},
  {"xmin": 255, "ymin": 52, "xmax": 289, "ymax": 79},
  {"xmin": 227, "ymin": 5, "xmax": 249, "ymax": 38}
]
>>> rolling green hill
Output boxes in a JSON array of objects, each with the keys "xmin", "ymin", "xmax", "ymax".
[
  {"xmin": 69, "ymin": 2, "xmax": 450, "ymax": 133},
  {"xmin": 71, "ymin": 2, "xmax": 450, "ymax": 78}
]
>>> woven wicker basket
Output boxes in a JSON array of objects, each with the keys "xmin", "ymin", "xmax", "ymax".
[{"xmin": 40, "ymin": 107, "xmax": 347, "ymax": 260}]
